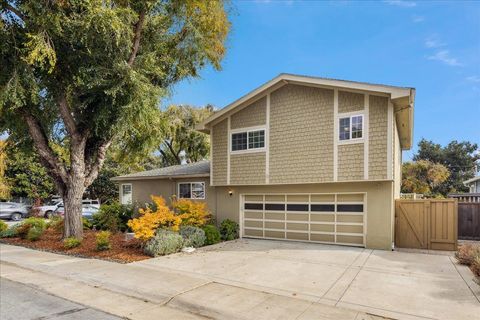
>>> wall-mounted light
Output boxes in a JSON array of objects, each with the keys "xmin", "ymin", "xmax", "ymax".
[{"xmin": 228, "ymin": 190, "xmax": 233, "ymax": 197}]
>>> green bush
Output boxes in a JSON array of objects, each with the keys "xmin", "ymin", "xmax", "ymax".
[
  {"xmin": 26, "ymin": 227, "xmax": 44, "ymax": 241},
  {"xmin": 202, "ymin": 225, "xmax": 221, "ymax": 245},
  {"xmin": 17, "ymin": 218, "xmax": 46, "ymax": 239},
  {"xmin": 0, "ymin": 226, "xmax": 18, "ymax": 238},
  {"xmin": 63, "ymin": 237, "xmax": 82, "ymax": 249},
  {"xmin": 96, "ymin": 231, "xmax": 112, "ymax": 251},
  {"xmin": 82, "ymin": 217, "xmax": 93, "ymax": 230},
  {"xmin": 93, "ymin": 202, "xmax": 134, "ymax": 233},
  {"xmin": 219, "ymin": 219, "xmax": 239, "ymax": 241},
  {"xmin": 180, "ymin": 226, "xmax": 205, "ymax": 248},
  {"xmin": 144, "ymin": 229, "xmax": 184, "ymax": 257},
  {"xmin": 0, "ymin": 220, "xmax": 8, "ymax": 232}
]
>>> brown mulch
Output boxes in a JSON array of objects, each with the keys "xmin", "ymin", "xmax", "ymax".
[{"xmin": 1, "ymin": 229, "xmax": 150, "ymax": 263}]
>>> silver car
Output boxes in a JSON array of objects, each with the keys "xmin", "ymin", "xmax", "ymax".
[{"xmin": 0, "ymin": 202, "xmax": 29, "ymax": 221}]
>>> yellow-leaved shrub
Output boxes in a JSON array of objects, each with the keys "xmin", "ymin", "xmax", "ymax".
[
  {"xmin": 127, "ymin": 196, "xmax": 184, "ymax": 241},
  {"xmin": 172, "ymin": 198, "xmax": 210, "ymax": 227}
]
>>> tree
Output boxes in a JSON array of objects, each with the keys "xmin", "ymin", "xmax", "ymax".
[
  {"xmin": 4, "ymin": 144, "xmax": 55, "ymax": 200},
  {"xmin": 401, "ymin": 160, "xmax": 450, "ymax": 197},
  {"xmin": 0, "ymin": 1, "xmax": 230, "ymax": 239},
  {"xmin": 413, "ymin": 139, "xmax": 479, "ymax": 195},
  {"xmin": 0, "ymin": 140, "xmax": 10, "ymax": 200},
  {"xmin": 159, "ymin": 105, "xmax": 213, "ymax": 166}
]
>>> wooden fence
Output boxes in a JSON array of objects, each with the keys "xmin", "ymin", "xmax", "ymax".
[
  {"xmin": 448, "ymin": 193, "xmax": 480, "ymax": 203},
  {"xmin": 395, "ymin": 199, "xmax": 457, "ymax": 251},
  {"xmin": 458, "ymin": 202, "xmax": 480, "ymax": 241}
]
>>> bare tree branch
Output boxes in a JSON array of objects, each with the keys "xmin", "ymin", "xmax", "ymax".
[
  {"xmin": 22, "ymin": 111, "xmax": 68, "ymax": 183},
  {"xmin": 127, "ymin": 10, "xmax": 146, "ymax": 66}
]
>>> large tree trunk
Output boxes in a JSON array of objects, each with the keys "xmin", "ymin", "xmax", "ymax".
[{"xmin": 62, "ymin": 179, "xmax": 86, "ymax": 239}]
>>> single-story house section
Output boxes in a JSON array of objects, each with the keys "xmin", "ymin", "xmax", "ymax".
[
  {"xmin": 113, "ymin": 73, "xmax": 416, "ymax": 250},
  {"xmin": 464, "ymin": 175, "xmax": 480, "ymax": 193}
]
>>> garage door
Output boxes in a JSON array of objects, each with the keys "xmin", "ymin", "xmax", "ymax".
[{"xmin": 241, "ymin": 193, "xmax": 366, "ymax": 247}]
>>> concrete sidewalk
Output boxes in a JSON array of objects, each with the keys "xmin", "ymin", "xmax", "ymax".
[{"xmin": 0, "ymin": 244, "xmax": 380, "ymax": 320}]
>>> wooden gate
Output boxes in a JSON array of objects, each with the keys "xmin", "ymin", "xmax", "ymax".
[
  {"xmin": 395, "ymin": 199, "xmax": 457, "ymax": 251},
  {"xmin": 458, "ymin": 203, "xmax": 480, "ymax": 240}
]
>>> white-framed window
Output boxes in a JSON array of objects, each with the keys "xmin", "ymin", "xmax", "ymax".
[
  {"xmin": 339, "ymin": 114, "xmax": 363, "ymax": 141},
  {"xmin": 231, "ymin": 128, "xmax": 265, "ymax": 152},
  {"xmin": 178, "ymin": 182, "xmax": 205, "ymax": 199},
  {"xmin": 121, "ymin": 184, "xmax": 132, "ymax": 204}
]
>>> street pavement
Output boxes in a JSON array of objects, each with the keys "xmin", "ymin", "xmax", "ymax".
[{"xmin": 0, "ymin": 278, "xmax": 121, "ymax": 320}]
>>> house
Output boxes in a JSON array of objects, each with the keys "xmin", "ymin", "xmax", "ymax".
[
  {"xmin": 112, "ymin": 74, "xmax": 415, "ymax": 250},
  {"xmin": 464, "ymin": 176, "xmax": 480, "ymax": 193}
]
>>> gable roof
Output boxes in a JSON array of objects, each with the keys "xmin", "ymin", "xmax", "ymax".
[
  {"xmin": 111, "ymin": 160, "xmax": 210, "ymax": 181},
  {"xmin": 197, "ymin": 73, "xmax": 415, "ymax": 149}
]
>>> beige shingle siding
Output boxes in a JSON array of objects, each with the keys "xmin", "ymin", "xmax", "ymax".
[
  {"xmin": 230, "ymin": 97, "xmax": 266, "ymax": 129},
  {"xmin": 339, "ymin": 91, "xmax": 364, "ymax": 113},
  {"xmin": 230, "ymin": 153, "xmax": 266, "ymax": 185},
  {"xmin": 212, "ymin": 119, "xmax": 228, "ymax": 185},
  {"xmin": 368, "ymin": 95, "xmax": 388, "ymax": 180},
  {"xmin": 269, "ymin": 84, "xmax": 334, "ymax": 183},
  {"xmin": 338, "ymin": 144, "xmax": 364, "ymax": 181}
]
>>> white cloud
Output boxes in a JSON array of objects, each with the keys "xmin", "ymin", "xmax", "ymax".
[
  {"xmin": 384, "ymin": 0, "xmax": 417, "ymax": 8},
  {"xmin": 424, "ymin": 36, "xmax": 445, "ymax": 48},
  {"xmin": 412, "ymin": 15, "xmax": 424, "ymax": 23},
  {"xmin": 427, "ymin": 50, "xmax": 463, "ymax": 67},
  {"xmin": 466, "ymin": 76, "xmax": 480, "ymax": 83}
]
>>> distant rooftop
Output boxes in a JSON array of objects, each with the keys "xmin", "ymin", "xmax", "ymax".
[{"xmin": 111, "ymin": 160, "xmax": 210, "ymax": 181}]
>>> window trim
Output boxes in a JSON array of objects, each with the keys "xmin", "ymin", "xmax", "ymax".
[
  {"xmin": 120, "ymin": 183, "xmax": 132, "ymax": 205},
  {"xmin": 230, "ymin": 126, "xmax": 266, "ymax": 154},
  {"xmin": 338, "ymin": 113, "xmax": 364, "ymax": 144},
  {"xmin": 177, "ymin": 182, "xmax": 206, "ymax": 200}
]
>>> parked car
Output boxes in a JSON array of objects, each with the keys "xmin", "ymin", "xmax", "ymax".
[
  {"xmin": 36, "ymin": 199, "xmax": 100, "ymax": 218},
  {"xmin": 0, "ymin": 202, "xmax": 29, "ymax": 221},
  {"xmin": 54, "ymin": 204, "xmax": 99, "ymax": 220}
]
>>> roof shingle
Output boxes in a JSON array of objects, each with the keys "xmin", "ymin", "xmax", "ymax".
[{"xmin": 112, "ymin": 160, "xmax": 210, "ymax": 181}]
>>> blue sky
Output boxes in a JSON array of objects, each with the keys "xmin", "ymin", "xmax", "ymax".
[{"xmin": 166, "ymin": 0, "xmax": 480, "ymax": 160}]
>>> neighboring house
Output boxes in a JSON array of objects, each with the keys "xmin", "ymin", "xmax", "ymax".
[
  {"xmin": 464, "ymin": 176, "xmax": 480, "ymax": 193},
  {"xmin": 113, "ymin": 74, "xmax": 415, "ymax": 250}
]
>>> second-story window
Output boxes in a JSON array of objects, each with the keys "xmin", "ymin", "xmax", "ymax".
[
  {"xmin": 231, "ymin": 129, "xmax": 265, "ymax": 152},
  {"xmin": 339, "ymin": 115, "xmax": 363, "ymax": 141}
]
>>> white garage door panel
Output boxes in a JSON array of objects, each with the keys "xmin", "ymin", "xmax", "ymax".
[{"xmin": 241, "ymin": 193, "xmax": 366, "ymax": 247}]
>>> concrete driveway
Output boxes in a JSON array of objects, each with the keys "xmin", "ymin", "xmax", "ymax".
[{"xmin": 134, "ymin": 239, "xmax": 480, "ymax": 320}]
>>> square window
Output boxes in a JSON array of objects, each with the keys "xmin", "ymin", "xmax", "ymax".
[
  {"xmin": 232, "ymin": 132, "xmax": 248, "ymax": 151},
  {"xmin": 248, "ymin": 130, "xmax": 265, "ymax": 149},
  {"xmin": 339, "ymin": 115, "xmax": 363, "ymax": 141}
]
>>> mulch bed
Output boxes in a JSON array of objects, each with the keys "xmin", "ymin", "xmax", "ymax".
[{"xmin": 1, "ymin": 229, "xmax": 150, "ymax": 263}]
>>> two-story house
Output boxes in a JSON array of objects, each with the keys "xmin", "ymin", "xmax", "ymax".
[{"xmin": 113, "ymin": 74, "xmax": 415, "ymax": 250}]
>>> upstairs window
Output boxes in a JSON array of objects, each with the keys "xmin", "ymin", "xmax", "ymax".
[
  {"xmin": 231, "ymin": 129, "xmax": 265, "ymax": 152},
  {"xmin": 339, "ymin": 115, "xmax": 363, "ymax": 141}
]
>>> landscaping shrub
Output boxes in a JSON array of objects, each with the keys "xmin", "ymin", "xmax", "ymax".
[
  {"xmin": 472, "ymin": 256, "xmax": 480, "ymax": 278},
  {"xmin": 0, "ymin": 220, "xmax": 7, "ymax": 232},
  {"xmin": 202, "ymin": 225, "xmax": 221, "ymax": 245},
  {"xmin": 63, "ymin": 237, "xmax": 82, "ymax": 249},
  {"xmin": 48, "ymin": 217, "xmax": 64, "ymax": 233},
  {"xmin": 172, "ymin": 198, "xmax": 210, "ymax": 227},
  {"xmin": 219, "ymin": 219, "xmax": 239, "ymax": 241},
  {"xmin": 180, "ymin": 226, "xmax": 205, "ymax": 248},
  {"xmin": 143, "ymin": 229, "xmax": 184, "ymax": 257},
  {"xmin": 0, "ymin": 225, "xmax": 18, "ymax": 238},
  {"xmin": 96, "ymin": 231, "xmax": 112, "ymax": 251},
  {"xmin": 455, "ymin": 244, "xmax": 480, "ymax": 265},
  {"xmin": 128, "ymin": 196, "xmax": 183, "ymax": 241},
  {"xmin": 26, "ymin": 227, "xmax": 44, "ymax": 241},
  {"xmin": 82, "ymin": 217, "xmax": 93, "ymax": 230},
  {"xmin": 93, "ymin": 202, "xmax": 134, "ymax": 233},
  {"xmin": 16, "ymin": 217, "xmax": 46, "ymax": 239}
]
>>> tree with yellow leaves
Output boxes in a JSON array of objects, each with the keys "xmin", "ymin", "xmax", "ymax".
[{"xmin": 0, "ymin": 140, "xmax": 10, "ymax": 200}]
